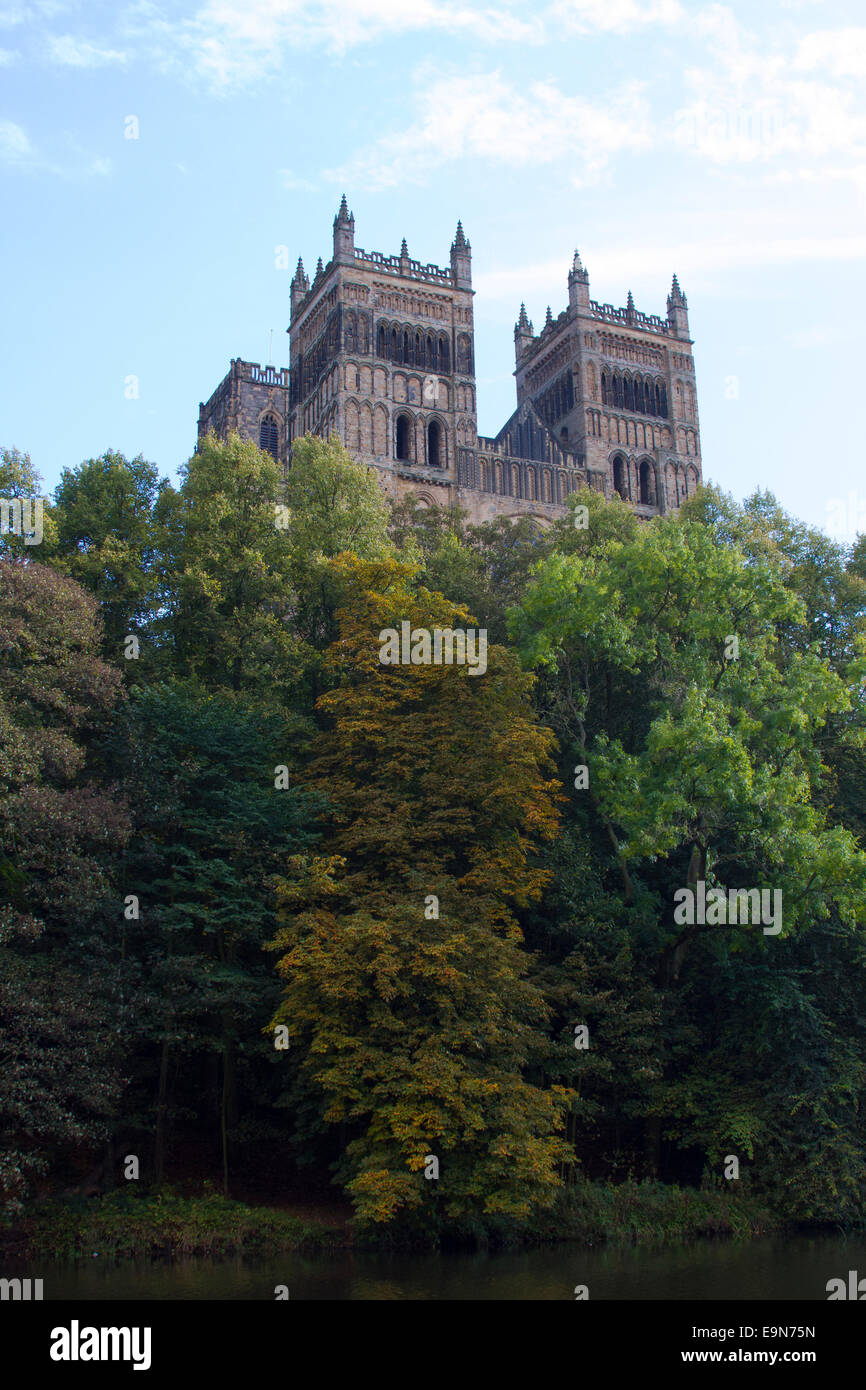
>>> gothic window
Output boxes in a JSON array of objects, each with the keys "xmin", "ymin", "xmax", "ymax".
[
  {"xmin": 624, "ymin": 376, "xmax": 634, "ymax": 411},
  {"xmin": 613, "ymin": 454, "xmax": 628, "ymax": 499},
  {"xmin": 426, "ymin": 334, "xmax": 434, "ymax": 368},
  {"xmin": 391, "ymin": 327, "xmax": 399, "ymax": 361},
  {"xmin": 639, "ymin": 458, "xmax": 652, "ymax": 505},
  {"xmin": 259, "ymin": 414, "xmax": 279, "ymax": 460},
  {"xmin": 439, "ymin": 336, "xmax": 450, "ymax": 371},
  {"xmin": 345, "ymin": 311, "xmax": 356, "ymax": 352},
  {"xmin": 601, "ymin": 371, "xmax": 609, "ymax": 406},
  {"xmin": 402, "ymin": 329, "xmax": 410, "ymax": 365},
  {"xmin": 396, "ymin": 413, "xmax": 412, "ymax": 462},
  {"xmin": 427, "ymin": 419, "xmax": 443, "ymax": 468}
]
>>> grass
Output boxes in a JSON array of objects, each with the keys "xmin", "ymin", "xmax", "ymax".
[
  {"xmin": 541, "ymin": 1177, "xmax": 782, "ymax": 1245},
  {"xmin": 2, "ymin": 1179, "xmax": 782, "ymax": 1261},
  {"xmin": 4, "ymin": 1189, "xmax": 349, "ymax": 1262}
]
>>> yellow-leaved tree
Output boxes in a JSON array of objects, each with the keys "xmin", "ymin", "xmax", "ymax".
[{"xmin": 268, "ymin": 554, "xmax": 571, "ymax": 1234}]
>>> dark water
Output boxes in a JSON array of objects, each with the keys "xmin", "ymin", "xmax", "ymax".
[{"xmin": 26, "ymin": 1234, "xmax": 866, "ymax": 1300}]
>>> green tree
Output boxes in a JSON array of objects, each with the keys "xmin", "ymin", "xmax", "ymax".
[
  {"xmin": 511, "ymin": 501, "xmax": 866, "ymax": 1188},
  {"xmin": 108, "ymin": 681, "xmax": 321, "ymax": 1192},
  {"xmin": 0, "ymin": 560, "xmax": 128, "ymax": 1211},
  {"xmin": 49, "ymin": 451, "xmax": 165, "ymax": 662},
  {"xmin": 160, "ymin": 432, "xmax": 305, "ymax": 708}
]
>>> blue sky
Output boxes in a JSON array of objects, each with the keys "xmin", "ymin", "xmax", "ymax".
[{"xmin": 1, "ymin": 0, "xmax": 865, "ymax": 539}]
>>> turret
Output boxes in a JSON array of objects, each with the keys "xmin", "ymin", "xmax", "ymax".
[
  {"xmin": 568, "ymin": 249, "xmax": 590, "ymax": 311},
  {"xmin": 667, "ymin": 274, "xmax": 689, "ymax": 337},
  {"xmin": 450, "ymin": 220, "xmax": 472, "ymax": 290},
  {"xmin": 333, "ymin": 194, "xmax": 355, "ymax": 266},
  {"xmin": 514, "ymin": 302, "xmax": 534, "ymax": 363},
  {"xmin": 290, "ymin": 256, "xmax": 309, "ymax": 318}
]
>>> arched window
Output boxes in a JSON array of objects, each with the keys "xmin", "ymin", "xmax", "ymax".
[
  {"xmin": 395, "ymin": 413, "xmax": 412, "ymax": 462},
  {"xmin": 639, "ymin": 459, "xmax": 652, "ymax": 505},
  {"xmin": 624, "ymin": 376, "xmax": 634, "ymax": 411},
  {"xmin": 601, "ymin": 371, "xmax": 609, "ymax": 406},
  {"xmin": 427, "ymin": 419, "xmax": 442, "ymax": 468},
  {"xmin": 259, "ymin": 414, "xmax": 279, "ymax": 460},
  {"xmin": 345, "ymin": 311, "xmax": 356, "ymax": 352},
  {"xmin": 391, "ymin": 327, "xmax": 399, "ymax": 361},
  {"xmin": 613, "ymin": 374, "xmax": 623, "ymax": 408},
  {"xmin": 402, "ymin": 330, "xmax": 410, "ymax": 365},
  {"xmin": 438, "ymin": 336, "xmax": 449, "ymax": 371},
  {"xmin": 426, "ymin": 334, "xmax": 434, "ymax": 368},
  {"xmin": 613, "ymin": 454, "xmax": 628, "ymax": 499},
  {"xmin": 377, "ymin": 324, "xmax": 386, "ymax": 358}
]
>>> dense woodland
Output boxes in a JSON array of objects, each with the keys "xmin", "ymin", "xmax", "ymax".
[{"xmin": 3, "ymin": 433, "xmax": 866, "ymax": 1241}]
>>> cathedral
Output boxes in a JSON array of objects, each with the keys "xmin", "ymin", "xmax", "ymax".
[{"xmin": 197, "ymin": 198, "xmax": 702, "ymax": 524}]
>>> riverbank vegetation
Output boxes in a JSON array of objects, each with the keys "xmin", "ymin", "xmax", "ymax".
[
  {"xmin": 3, "ymin": 435, "xmax": 866, "ymax": 1248},
  {"xmin": 3, "ymin": 1179, "xmax": 779, "ymax": 1260}
]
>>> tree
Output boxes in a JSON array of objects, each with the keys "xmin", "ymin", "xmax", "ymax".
[
  {"xmin": 0, "ymin": 446, "xmax": 55, "ymax": 554},
  {"xmin": 108, "ymin": 681, "xmax": 322, "ymax": 1192},
  {"xmin": 268, "ymin": 554, "xmax": 570, "ymax": 1232},
  {"xmin": 159, "ymin": 432, "xmax": 306, "ymax": 709},
  {"xmin": 49, "ymin": 451, "xmax": 165, "ymax": 662},
  {"xmin": 0, "ymin": 560, "xmax": 128, "ymax": 1212},
  {"xmin": 511, "ymin": 501, "xmax": 866, "ymax": 1188}
]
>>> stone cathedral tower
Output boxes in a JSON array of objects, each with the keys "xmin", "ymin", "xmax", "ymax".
[{"xmin": 197, "ymin": 198, "xmax": 703, "ymax": 523}]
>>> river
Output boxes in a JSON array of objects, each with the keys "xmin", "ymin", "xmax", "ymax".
[{"xmin": 25, "ymin": 1232, "xmax": 866, "ymax": 1300}]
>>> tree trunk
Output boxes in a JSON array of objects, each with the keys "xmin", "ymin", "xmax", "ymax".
[
  {"xmin": 644, "ymin": 1115, "xmax": 661, "ymax": 1177},
  {"xmin": 154, "ymin": 1040, "xmax": 170, "ymax": 1185}
]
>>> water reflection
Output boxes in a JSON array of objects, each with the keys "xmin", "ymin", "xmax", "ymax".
[{"xmin": 27, "ymin": 1233, "xmax": 866, "ymax": 1301}]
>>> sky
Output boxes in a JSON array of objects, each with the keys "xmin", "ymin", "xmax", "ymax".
[{"xmin": 1, "ymin": 0, "xmax": 865, "ymax": 540}]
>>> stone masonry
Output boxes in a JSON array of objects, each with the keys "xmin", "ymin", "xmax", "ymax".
[{"xmin": 197, "ymin": 198, "xmax": 702, "ymax": 524}]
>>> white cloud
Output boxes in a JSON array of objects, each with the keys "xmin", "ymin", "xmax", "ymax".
[
  {"xmin": 329, "ymin": 69, "xmax": 652, "ymax": 191},
  {"xmin": 475, "ymin": 235, "xmax": 866, "ymax": 304},
  {"xmin": 0, "ymin": 117, "xmax": 32, "ymax": 162},
  {"xmin": 127, "ymin": 0, "xmax": 537, "ymax": 90},
  {"xmin": 47, "ymin": 34, "xmax": 126, "ymax": 66},
  {"xmin": 793, "ymin": 27, "xmax": 866, "ymax": 78},
  {"xmin": 784, "ymin": 325, "xmax": 835, "ymax": 349},
  {"xmin": 551, "ymin": 0, "xmax": 682, "ymax": 34},
  {"xmin": 0, "ymin": 118, "xmax": 111, "ymax": 176},
  {"xmin": 669, "ymin": 9, "xmax": 866, "ymax": 170},
  {"xmin": 281, "ymin": 170, "xmax": 320, "ymax": 192},
  {"xmin": 0, "ymin": 45, "xmax": 17, "ymax": 61}
]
